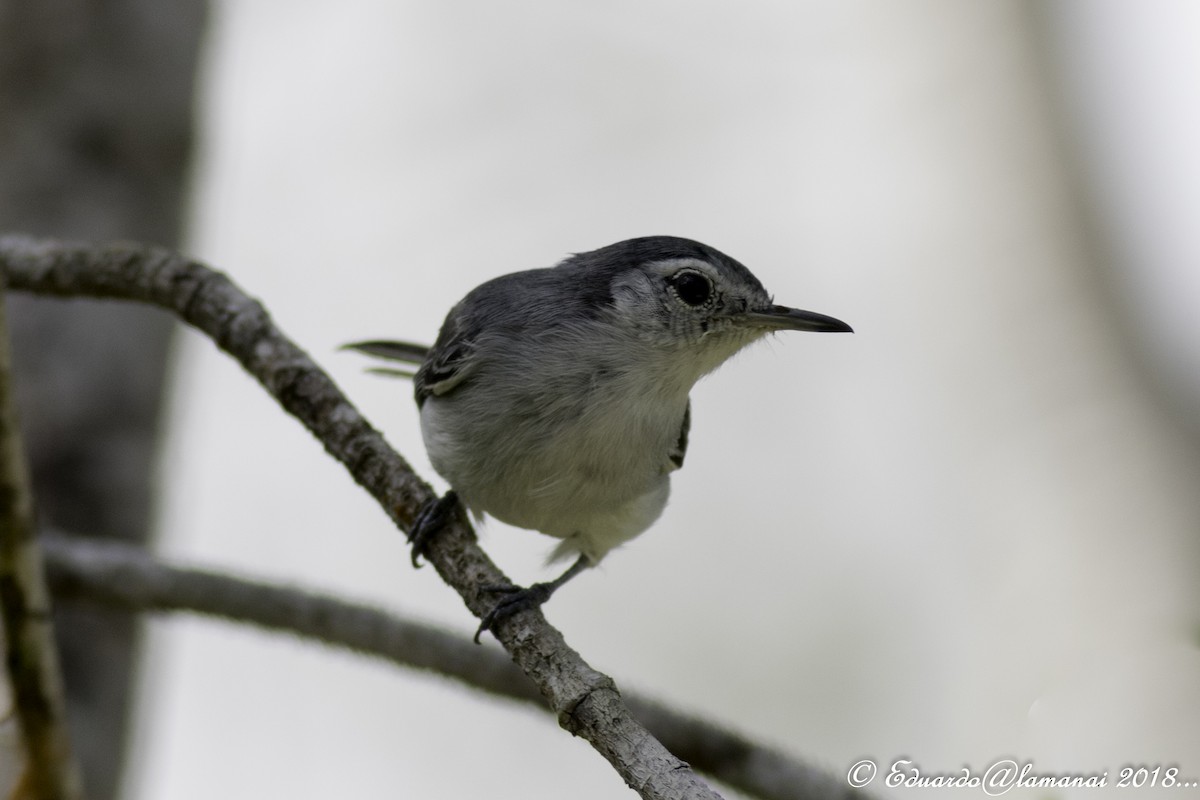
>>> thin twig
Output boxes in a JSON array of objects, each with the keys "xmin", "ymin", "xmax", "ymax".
[
  {"xmin": 0, "ymin": 278, "xmax": 83, "ymax": 799},
  {"xmin": 0, "ymin": 235, "xmax": 720, "ymax": 798},
  {"xmin": 41, "ymin": 534, "xmax": 862, "ymax": 800}
]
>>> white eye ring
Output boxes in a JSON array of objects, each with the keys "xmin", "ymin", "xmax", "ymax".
[{"xmin": 668, "ymin": 269, "xmax": 713, "ymax": 307}]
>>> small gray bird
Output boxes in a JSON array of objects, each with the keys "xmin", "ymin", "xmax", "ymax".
[{"xmin": 346, "ymin": 236, "xmax": 850, "ymax": 640}]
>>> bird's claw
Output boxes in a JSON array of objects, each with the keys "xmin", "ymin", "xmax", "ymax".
[
  {"xmin": 408, "ymin": 490, "xmax": 459, "ymax": 568},
  {"xmin": 473, "ymin": 581, "xmax": 554, "ymax": 643}
]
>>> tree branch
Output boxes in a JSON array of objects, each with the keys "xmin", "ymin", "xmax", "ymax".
[
  {"xmin": 42, "ymin": 534, "xmax": 860, "ymax": 800},
  {"xmin": 0, "ymin": 235, "xmax": 721, "ymax": 798},
  {"xmin": 0, "ymin": 278, "xmax": 83, "ymax": 800}
]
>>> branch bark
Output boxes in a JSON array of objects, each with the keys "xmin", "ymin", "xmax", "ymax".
[
  {"xmin": 0, "ymin": 279, "xmax": 83, "ymax": 799},
  {"xmin": 0, "ymin": 235, "xmax": 727, "ymax": 798},
  {"xmin": 41, "ymin": 534, "xmax": 860, "ymax": 800}
]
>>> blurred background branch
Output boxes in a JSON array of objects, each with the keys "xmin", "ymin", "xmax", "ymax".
[
  {"xmin": 0, "ymin": 283, "xmax": 82, "ymax": 800},
  {"xmin": 0, "ymin": 1, "xmax": 207, "ymax": 796},
  {"xmin": 41, "ymin": 533, "xmax": 862, "ymax": 800}
]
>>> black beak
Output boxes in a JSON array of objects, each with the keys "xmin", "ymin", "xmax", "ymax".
[{"xmin": 741, "ymin": 305, "xmax": 853, "ymax": 333}]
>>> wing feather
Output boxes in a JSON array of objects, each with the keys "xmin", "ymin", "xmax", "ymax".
[{"xmin": 668, "ymin": 402, "xmax": 690, "ymax": 470}]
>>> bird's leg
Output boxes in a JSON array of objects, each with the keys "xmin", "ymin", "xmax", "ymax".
[
  {"xmin": 474, "ymin": 554, "xmax": 591, "ymax": 643},
  {"xmin": 407, "ymin": 490, "xmax": 459, "ymax": 568}
]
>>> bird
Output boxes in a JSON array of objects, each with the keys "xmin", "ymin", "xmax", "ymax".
[{"xmin": 345, "ymin": 235, "xmax": 851, "ymax": 640}]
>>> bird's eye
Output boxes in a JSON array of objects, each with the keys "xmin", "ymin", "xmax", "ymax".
[{"xmin": 668, "ymin": 269, "xmax": 713, "ymax": 307}]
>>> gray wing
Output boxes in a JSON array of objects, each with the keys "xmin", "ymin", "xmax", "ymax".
[
  {"xmin": 346, "ymin": 260, "xmax": 612, "ymax": 408},
  {"xmin": 411, "ymin": 301, "xmax": 485, "ymax": 407},
  {"xmin": 668, "ymin": 401, "xmax": 690, "ymax": 470}
]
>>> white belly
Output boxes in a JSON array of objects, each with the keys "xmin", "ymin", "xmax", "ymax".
[{"xmin": 420, "ymin": 389, "xmax": 682, "ymax": 563}]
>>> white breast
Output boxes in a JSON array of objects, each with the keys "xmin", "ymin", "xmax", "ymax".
[{"xmin": 420, "ymin": 360, "xmax": 688, "ymax": 563}]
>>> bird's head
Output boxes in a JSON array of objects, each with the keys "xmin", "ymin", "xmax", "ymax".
[{"xmin": 564, "ymin": 236, "xmax": 851, "ymax": 380}]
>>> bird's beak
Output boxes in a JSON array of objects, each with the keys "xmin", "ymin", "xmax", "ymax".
[{"xmin": 741, "ymin": 305, "xmax": 853, "ymax": 333}]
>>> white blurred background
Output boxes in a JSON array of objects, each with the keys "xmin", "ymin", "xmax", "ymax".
[{"xmin": 127, "ymin": 1, "xmax": 1200, "ymax": 797}]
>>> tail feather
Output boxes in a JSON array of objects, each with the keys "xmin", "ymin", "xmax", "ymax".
[
  {"xmin": 343, "ymin": 340, "xmax": 430, "ymax": 381},
  {"xmin": 341, "ymin": 339, "xmax": 430, "ymax": 365},
  {"xmin": 365, "ymin": 366, "xmax": 418, "ymax": 380}
]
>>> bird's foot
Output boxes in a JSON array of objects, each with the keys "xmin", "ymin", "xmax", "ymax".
[
  {"xmin": 474, "ymin": 581, "xmax": 556, "ymax": 643},
  {"xmin": 408, "ymin": 490, "xmax": 459, "ymax": 568}
]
